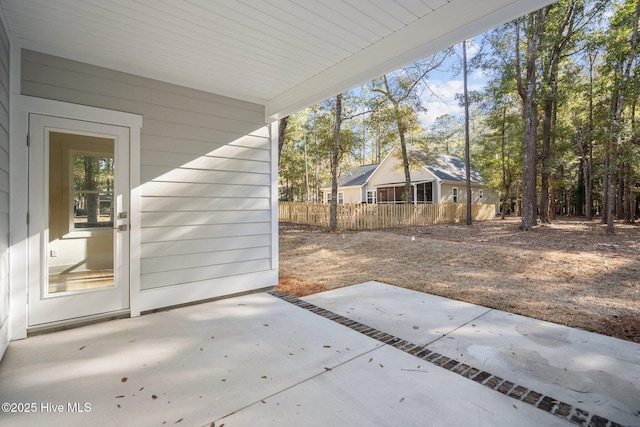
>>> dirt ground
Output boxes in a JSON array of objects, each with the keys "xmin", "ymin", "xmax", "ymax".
[{"xmin": 276, "ymin": 217, "xmax": 640, "ymax": 343}]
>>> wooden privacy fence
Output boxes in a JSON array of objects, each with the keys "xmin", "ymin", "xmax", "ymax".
[{"xmin": 279, "ymin": 202, "xmax": 496, "ymax": 230}]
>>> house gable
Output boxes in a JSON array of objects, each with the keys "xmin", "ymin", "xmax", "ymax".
[
  {"xmin": 368, "ymin": 148, "xmax": 440, "ymax": 188},
  {"xmin": 356, "ymin": 147, "xmax": 488, "ymax": 204}
]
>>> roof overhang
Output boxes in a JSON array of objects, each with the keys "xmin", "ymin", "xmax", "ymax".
[
  {"xmin": 0, "ymin": 0, "xmax": 557, "ymax": 122},
  {"xmin": 377, "ymin": 180, "xmax": 436, "ymax": 187},
  {"xmin": 321, "ymin": 185, "xmax": 363, "ymax": 190}
]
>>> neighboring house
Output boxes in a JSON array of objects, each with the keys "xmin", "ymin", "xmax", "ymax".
[
  {"xmin": 323, "ymin": 147, "xmax": 497, "ymax": 206},
  {"xmin": 0, "ymin": 0, "xmax": 554, "ymax": 357}
]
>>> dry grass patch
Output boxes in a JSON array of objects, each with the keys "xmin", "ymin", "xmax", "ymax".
[
  {"xmin": 277, "ymin": 218, "xmax": 640, "ymax": 343},
  {"xmin": 276, "ymin": 276, "xmax": 328, "ymax": 297}
]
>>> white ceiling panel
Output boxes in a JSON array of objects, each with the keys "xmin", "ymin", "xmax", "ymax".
[{"xmin": 0, "ymin": 0, "xmax": 557, "ymax": 121}]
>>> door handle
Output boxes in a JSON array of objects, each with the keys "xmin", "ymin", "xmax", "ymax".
[{"xmin": 115, "ymin": 224, "xmax": 129, "ymax": 231}]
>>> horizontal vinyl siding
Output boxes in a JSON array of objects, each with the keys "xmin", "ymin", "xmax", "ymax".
[
  {"xmin": 0, "ymin": 19, "xmax": 9, "ymax": 352},
  {"xmin": 22, "ymin": 50, "xmax": 272, "ymax": 292}
]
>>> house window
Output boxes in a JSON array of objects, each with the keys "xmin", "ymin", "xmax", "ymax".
[
  {"xmin": 327, "ymin": 192, "xmax": 344, "ymax": 204},
  {"xmin": 416, "ymin": 182, "xmax": 433, "ymax": 203},
  {"xmin": 452, "ymin": 187, "xmax": 459, "ymax": 203},
  {"xmin": 376, "ymin": 186, "xmax": 407, "ymax": 203},
  {"xmin": 479, "ymin": 189, "xmax": 484, "ymax": 201},
  {"xmin": 366, "ymin": 190, "xmax": 376, "ymax": 204}
]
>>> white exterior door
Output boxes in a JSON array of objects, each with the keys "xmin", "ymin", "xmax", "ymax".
[{"xmin": 28, "ymin": 114, "xmax": 130, "ymax": 326}]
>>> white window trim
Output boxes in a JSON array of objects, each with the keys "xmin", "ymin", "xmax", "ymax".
[
  {"xmin": 366, "ymin": 190, "xmax": 376, "ymax": 204},
  {"xmin": 452, "ymin": 187, "xmax": 459, "ymax": 203}
]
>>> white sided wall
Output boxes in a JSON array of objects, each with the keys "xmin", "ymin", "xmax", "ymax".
[
  {"xmin": 20, "ymin": 50, "xmax": 276, "ymax": 312},
  {"xmin": 440, "ymin": 183, "xmax": 498, "ymax": 205},
  {"xmin": 324, "ymin": 187, "xmax": 363, "ymax": 204},
  {"xmin": 367, "ymin": 150, "xmax": 438, "ymax": 190},
  {"xmin": 0, "ymin": 16, "xmax": 9, "ymax": 358}
]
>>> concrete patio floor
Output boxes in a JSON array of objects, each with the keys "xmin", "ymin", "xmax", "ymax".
[{"xmin": 0, "ymin": 281, "xmax": 637, "ymax": 426}]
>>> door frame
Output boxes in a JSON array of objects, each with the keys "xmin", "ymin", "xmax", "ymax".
[
  {"xmin": 10, "ymin": 95, "xmax": 142, "ymax": 339},
  {"xmin": 28, "ymin": 114, "xmax": 131, "ymax": 326}
]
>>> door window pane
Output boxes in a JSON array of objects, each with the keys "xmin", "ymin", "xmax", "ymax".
[
  {"xmin": 47, "ymin": 132, "xmax": 115, "ymax": 294},
  {"xmin": 73, "ymin": 154, "xmax": 114, "ymax": 229}
]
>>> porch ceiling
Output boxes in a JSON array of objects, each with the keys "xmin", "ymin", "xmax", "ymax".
[{"xmin": 0, "ymin": 0, "xmax": 555, "ymax": 120}]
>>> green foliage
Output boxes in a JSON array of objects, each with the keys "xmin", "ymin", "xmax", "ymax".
[{"xmin": 279, "ymin": 0, "xmax": 640, "ymax": 221}]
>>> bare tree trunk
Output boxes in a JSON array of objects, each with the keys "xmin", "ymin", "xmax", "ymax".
[
  {"xmin": 550, "ymin": 174, "xmax": 557, "ymax": 219},
  {"xmin": 606, "ymin": 154, "xmax": 616, "ymax": 234},
  {"xmin": 539, "ymin": 1, "xmax": 579, "ymax": 222},
  {"xmin": 463, "ymin": 40, "xmax": 472, "ymax": 225},
  {"xmin": 617, "ymin": 165, "xmax": 625, "ymax": 220},
  {"xmin": 516, "ymin": 11, "xmax": 545, "ymax": 231},
  {"xmin": 303, "ymin": 135, "xmax": 309, "ymax": 202},
  {"xmin": 585, "ymin": 55, "xmax": 595, "ymax": 220},
  {"xmin": 499, "ymin": 106, "xmax": 510, "ymax": 220},
  {"xmin": 607, "ymin": 0, "xmax": 640, "ymax": 234},
  {"xmin": 624, "ymin": 163, "xmax": 632, "ymax": 223},
  {"xmin": 397, "ymin": 113, "xmax": 412, "ymax": 204},
  {"xmin": 277, "ymin": 116, "xmax": 288, "ymax": 167},
  {"xmin": 602, "ymin": 153, "xmax": 609, "ymax": 224},
  {"xmin": 540, "ymin": 95, "xmax": 552, "ymax": 223},
  {"xmin": 330, "ymin": 94, "xmax": 343, "ymax": 231},
  {"xmin": 84, "ymin": 157, "xmax": 98, "ymax": 224},
  {"xmin": 585, "ymin": 142, "xmax": 593, "ymax": 219}
]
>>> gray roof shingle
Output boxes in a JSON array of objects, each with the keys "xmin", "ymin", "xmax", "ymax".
[
  {"xmin": 334, "ymin": 163, "xmax": 379, "ymax": 187},
  {"xmin": 427, "ymin": 154, "xmax": 483, "ymax": 184},
  {"xmin": 324, "ymin": 152, "xmax": 483, "ymax": 189}
]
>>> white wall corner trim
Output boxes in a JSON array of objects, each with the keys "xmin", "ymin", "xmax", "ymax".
[{"xmin": 270, "ymin": 121, "xmax": 279, "ymax": 272}]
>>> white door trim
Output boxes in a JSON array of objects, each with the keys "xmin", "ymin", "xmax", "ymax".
[
  {"xmin": 28, "ymin": 114, "xmax": 130, "ymax": 325},
  {"xmin": 10, "ymin": 95, "xmax": 142, "ymax": 339}
]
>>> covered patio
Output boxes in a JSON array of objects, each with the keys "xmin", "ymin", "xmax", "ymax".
[
  {"xmin": 1, "ymin": 282, "xmax": 637, "ymax": 426},
  {"xmin": 0, "ymin": 0, "xmax": 559, "ymax": 351},
  {"xmin": 6, "ymin": 1, "xmax": 637, "ymax": 426}
]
